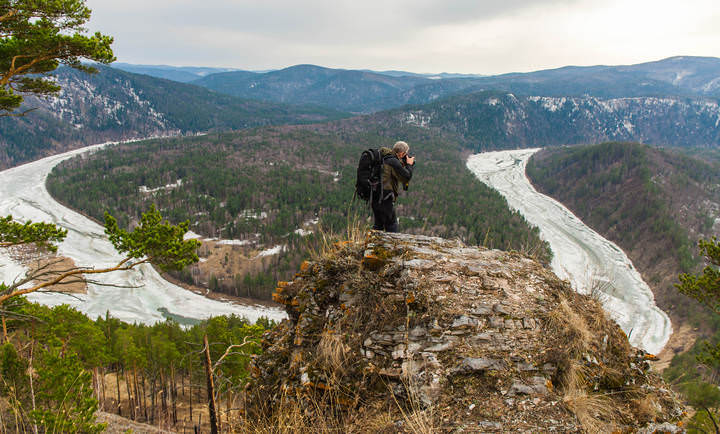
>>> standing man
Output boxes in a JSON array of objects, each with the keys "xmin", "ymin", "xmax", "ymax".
[{"xmin": 373, "ymin": 141, "xmax": 416, "ymax": 232}]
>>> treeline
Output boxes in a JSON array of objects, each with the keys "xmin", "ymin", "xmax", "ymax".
[
  {"xmin": 47, "ymin": 123, "xmax": 552, "ymax": 299},
  {"xmin": 0, "ymin": 298, "xmax": 271, "ymax": 432}
]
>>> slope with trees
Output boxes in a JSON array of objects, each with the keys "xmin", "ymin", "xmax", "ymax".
[
  {"xmin": 0, "ymin": 65, "xmax": 348, "ymax": 169},
  {"xmin": 669, "ymin": 238, "xmax": 720, "ymax": 431},
  {"xmin": 0, "ymin": 204, "xmax": 214, "ymax": 431},
  {"xmin": 385, "ymin": 91, "xmax": 720, "ymax": 151},
  {"xmin": 526, "ymin": 142, "xmax": 720, "ymax": 320}
]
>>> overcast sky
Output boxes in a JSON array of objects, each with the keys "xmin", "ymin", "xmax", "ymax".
[{"xmin": 85, "ymin": 0, "xmax": 720, "ymax": 75}]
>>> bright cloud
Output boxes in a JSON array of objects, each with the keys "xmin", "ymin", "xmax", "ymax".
[{"xmin": 86, "ymin": 0, "xmax": 720, "ymax": 74}]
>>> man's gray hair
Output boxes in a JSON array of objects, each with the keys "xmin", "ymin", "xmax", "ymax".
[{"xmin": 393, "ymin": 141, "xmax": 409, "ymax": 155}]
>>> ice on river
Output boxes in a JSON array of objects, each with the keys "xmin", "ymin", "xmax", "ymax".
[
  {"xmin": 467, "ymin": 149, "xmax": 671, "ymax": 354},
  {"xmin": 0, "ymin": 140, "xmax": 287, "ymax": 325}
]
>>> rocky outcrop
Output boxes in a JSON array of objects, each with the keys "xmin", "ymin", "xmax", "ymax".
[{"xmin": 247, "ymin": 231, "xmax": 684, "ymax": 432}]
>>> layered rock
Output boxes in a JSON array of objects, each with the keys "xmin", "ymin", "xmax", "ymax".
[{"xmin": 247, "ymin": 231, "xmax": 683, "ymax": 432}]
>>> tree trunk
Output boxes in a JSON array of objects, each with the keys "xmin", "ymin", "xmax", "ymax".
[
  {"xmin": 141, "ymin": 373, "xmax": 148, "ymax": 421},
  {"xmin": 125, "ymin": 369, "xmax": 135, "ymax": 420},
  {"xmin": 150, "ymin": 377, "xmax": 156, "ymax": 424},
  {"xmin": 1, "ymin": 315, "xmax": 8, "ymax": 343},
  {"xmin": 92, "ymin": 367, "xmax": 100, "ymax": 411},
  {"xmin": 116, "ymin": 366, "xmax": 122, "ymax": 416},
  {"xmin": 100, "ymin": 366, "xmax": 107, "ymax": 411},
  {"xmin": 189, "ymin": 379, "xmax": 193, "ymax": 421},
  {"xmin": 161, "ymin": 370, "xmax": 168, "ymax": 426},
  {"xmin": 29, "ymin": 343, "xmax": 38, "ymax": 434},
  {"xmin": 203, "ymin": 334, "xmax": 219, "ymax": 434},
  {"xmin": 132, "ymin": 365, "xmax": 141, "ymax": 421},
  {"xmin": 226, "ymin": 388, "xmax": 232, "ymax": 430},
  {"xmin": 171, "ymin": 363, "xmax": 178, "ymax": 425}
]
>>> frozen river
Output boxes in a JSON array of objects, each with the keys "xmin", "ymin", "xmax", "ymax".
[
  {"xmin": 467, "ymin": 149, "xmax": 671, "ymax": 354},
  {"xmin": 0, "ymin": 140, "xmax": 287, "ymax": 325}
]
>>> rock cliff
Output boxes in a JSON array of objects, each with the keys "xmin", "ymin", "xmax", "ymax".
[{"xmin": 247, "ymin": 231, "xmax": 683, "ymax": 432}]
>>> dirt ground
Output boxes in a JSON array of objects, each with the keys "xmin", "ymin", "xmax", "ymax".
[
  {"xmin": 6, "ymin": 244, "xmax": 87, "ymax": 294},
  {"xmin": 98, "ymin": 371, "xmax": 248, "ymax": 433},
  {"xmin": 651, "ymin": 322, "xmax": 699, "ymax": 372}
]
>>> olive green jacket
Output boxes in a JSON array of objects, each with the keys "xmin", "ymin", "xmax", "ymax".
[{"xmin": 379, "ymin": 147, "xmax": 414, "ymax": 200}]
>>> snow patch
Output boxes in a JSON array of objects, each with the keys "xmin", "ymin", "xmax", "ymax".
[
  {"xmin": 256, "ymin": 245, "xmax": 286, "ymax": 258},
  {"xmin": 404, "ymin": 112, "xmax": 432, "ymax": 128},
  {"xmin": 139, "ymin": 179, "xmax": 183, "ymax": 194},
  {"xmin": 240, "ymin": 210, "xmax": 268, "ymax": 220},
  {"xmin": 184, "ymin": 231, "xmax": 203, "ymax": 240},
  {"xmin": 217, "ymin": 239, "xmax": 253, "ymax": 246},
  {"xmin": 622, "ymin": 119, "xmax": 635, "ymax": 134}
]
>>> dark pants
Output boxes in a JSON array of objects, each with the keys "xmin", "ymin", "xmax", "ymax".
[{"xmin": 372, "ymin": 197, "xmax": 398, "ymax": 232}]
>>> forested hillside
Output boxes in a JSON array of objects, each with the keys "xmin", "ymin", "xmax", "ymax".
[
  {"xmin": 526, "ymin": 143, "xmax": 720, "ymax": 359},
  {"xmin": 388, "ymin": 91, "xmax": 720, "ymax": 150},
  {"xmin": 47, "ymin": 121, "xmax": 551, "ymax": 300},
  {"xmin": 0, "ymin": 66, "xmax": 346, "ymax": 169},
  {"xmin": 0, "ymin": 298, "xmax": 270, "ymax": 432}
]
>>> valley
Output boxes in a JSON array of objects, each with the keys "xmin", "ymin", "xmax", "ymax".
[
  {"xmin": 44, "ymin": 121, "xmax": 551, "ymax": 301},
  {"xmin": 4, "ymin": 52, "xmax": 720, "ymax": 431}
]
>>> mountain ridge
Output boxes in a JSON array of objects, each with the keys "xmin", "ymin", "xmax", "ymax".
[
  {"xmin": 189, "ymin": 56, "xmax": 720, "ymax": 113},
  {"xmin": 0, "ymin": 66, "xmax": 346, "ymax": 169}
]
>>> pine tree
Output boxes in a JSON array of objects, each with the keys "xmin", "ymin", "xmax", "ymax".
[{"xmin": 0, "ymin": 0, "xmax": 115, "ymax": 115}]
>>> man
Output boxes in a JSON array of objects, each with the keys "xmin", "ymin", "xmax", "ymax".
[{"xmin": 373, "ymin": 141, "xmax": 415, "ymax": 232}]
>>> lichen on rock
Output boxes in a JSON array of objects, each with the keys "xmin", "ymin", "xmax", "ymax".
[{"xmin": 246, "ymin": 231, "xmax": 684, "ymax": 432}]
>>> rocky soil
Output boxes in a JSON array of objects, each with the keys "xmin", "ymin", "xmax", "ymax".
[{"xmin": 245, "ymin": 231, "xmax": 685, "ymax": 432}]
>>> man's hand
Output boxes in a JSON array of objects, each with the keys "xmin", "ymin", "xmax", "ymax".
[{"xmin": 406, "ymin": 156, "xmax": 415, "ymax": 166}]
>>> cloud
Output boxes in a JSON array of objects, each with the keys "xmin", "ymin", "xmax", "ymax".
[
  {"xmin": 404, "ymin": 0, "xmax": 579, "ymax": 25},
  {"xmin": 85, "ymin": 0, "xmax": 720, "ymax": 73}
]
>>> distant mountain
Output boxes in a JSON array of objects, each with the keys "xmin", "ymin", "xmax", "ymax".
[
  {"xmin": 0, "ymin": 66, "xmax": 346, "ymax": 169},
  {"xmin": 384, "ymin": 91, "xmax": 720, "ymax": 149},
  {"xmin": 465, "ymin": 56, "xmax": 720, "ymax": 98},
  {"xmin": 360, "ymin": 69, "xmax": 485, "ymax": 79},
  {"xmin": 192, "ymin": 64, "xmax": 447, "ymax": 113},
  {"xmin": 191, "ymin": 56, "xmax": 720, "ymax": 113},
  {"xmin": 110, "ymin": 63, "xmax": 243, "ymax": 83}
]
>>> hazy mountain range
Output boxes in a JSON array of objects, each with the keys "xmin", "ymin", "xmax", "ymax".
[{"xmin": 187, "ymin": 56, "xmax": 720, "ymax": 112}]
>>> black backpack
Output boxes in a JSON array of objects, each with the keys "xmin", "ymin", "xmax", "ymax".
[{"xmin": 355, "ymin": 148, "xmax": 384, "ymax": 203}]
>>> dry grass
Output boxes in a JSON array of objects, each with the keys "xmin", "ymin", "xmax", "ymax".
[
  {"xmin": 632, "ymin": 395, "xmax": 662, "ymax": 423},
  {"xmin": 306, "ymin": 212, "xmax": 369, "ymax": 262},
  {"xmin": 389, "ymin": 375, "xmax": 437, "ymax": 434},
  {"xmin": 317, "ymin": 330, "xmax": 350, "ymax": 379},
  {"xmin": 562, "ymin": 362, "xmax": 621, "ymax": 434},
  {"xmin": 547, "ymin": 297, "xmax": 593, "ymax": 356}
]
